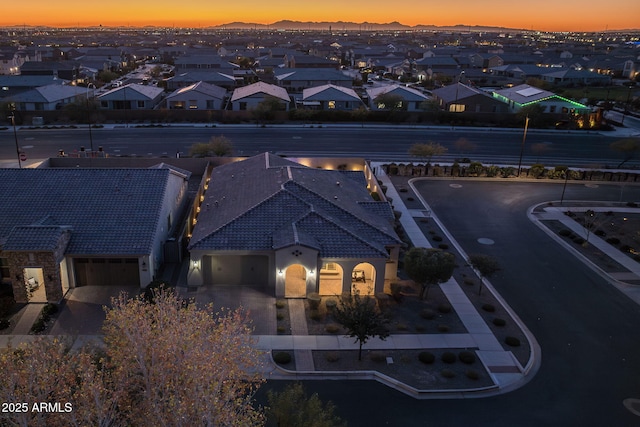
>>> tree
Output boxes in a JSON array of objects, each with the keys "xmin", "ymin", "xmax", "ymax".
[
  {"xmin": 189, "ymin": 135, "xmax": 234, "ymax": 157},
  {"xmin": 453, "ymin": 137, "xmax": 476, "ymax": 158},
  {"xmin": 252, "ymin": 96, "xmax": 285, "ymax": 123},
  {"xmin": 408, "ymin": 141, "xmax": 448, "ymax": 165},
  {"xmin": 332, "ymin": 291, "xmax": 389, "ymax": 361},
  {"xmin": 404, "ymin": 247, "xmax": 456, "ymax": 300},
  {"xmin": 468, "ymin": 254, "xmax": 500, "ymax": 296},
  {"xmin": 102, "ymin": 289, "xmax": 264, "ymax": 427},
  {"xmin": 266, "ymin": 383, "xmax": 347, "ymax": 427},
  {"xmin": 610, "ymin": 137, "xmax": 640, "ymax": 168}
]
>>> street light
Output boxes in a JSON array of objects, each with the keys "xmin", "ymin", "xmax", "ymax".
[
  {"xmin": 452, "ymin": 71, "xmax": 465, "ymax": 113},
  {"xmin": 86, "ymin": 83, "xmax": 96, "ymax": 159},
  {"xmin": 517, "ymin": 115, "xmax": 530, "ymax": 177},
  {"xmin": 9, "ymin": 110, "xmax": 22, "ymax": 168}
]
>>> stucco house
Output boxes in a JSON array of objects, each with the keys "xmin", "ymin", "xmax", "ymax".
[
  {"xmin": 97, "ymin": 84, "xmax": 165, "ymax": 110},
  {"xmin": 187, "ymin": 153, "xmax": 402, "ymax": 298},
  {"xmin": 492, "ymin": 84, "xmax": 590, "ymax": 114},
  {"xmin": 4, "ymin": 84, "xmax": 94, "ymax": 111},
  {"xmin": 301, "ymin": 84, "xmax": 364, "ymax": 110},
  {"xmin": 229, "ymin": 82, "xmax": 290, "ymax": 111},
  {"xmin": 0, "ymin": 166, "xmax": 190, "ymax": 303},
  {"xmin": 274, "ymin": 68, "xmax": 353, "ymax": 92},
  {"xmin": 431, "ymin": 83, "xmax": 509, "ymax": 113},
  {"xmin": 165, "ymin": 81, "xmax": 227, "ymax": 110},
  {"xmin": 366, "ymin": 84, "xmax": 429, "ymax": 112}
]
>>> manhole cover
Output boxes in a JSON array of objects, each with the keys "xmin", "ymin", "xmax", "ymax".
[
  {"xmin": 585, "ymin": 184, "xmax": 599, "ymax": 188},
  {"xmin": 623, "ymin": 398, "xmax": 640, "ymax": 416},
  {"xmin": 449, "ymin": 184, "xmax": 463, "ymax": 188},
  {"xmin": 478, "ymin": 238, "xmax": 495, "ymax": 245}
]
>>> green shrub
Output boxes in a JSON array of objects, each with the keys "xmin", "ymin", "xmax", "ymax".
[
  {"xmin": 505, "ymin": 336, "xmax": 521, "ymax": 347},
  {"xmin": 396, "ymin": 323, "xmax": 408, "ymax": 331},
  {"xmin": 438, "ymin": 243, "xmax": 449, "ymax": 250},
  {"xmin": 309, "ymin": 310, "xmax": 322, "ymax": 321},
  {"xmin": 31, "ymin": 318, "xmax": 46, "ymax": 334},
  {"xmin": 486, "ymin": 165, "xmax": 500, "ymax": 177},
  {"xmin": 399, "ymin": 188, "xmax": 408, "ymax": 193},
  {"xmin": 325, "ymin": 299, "xmax": 337, "ymax": 311},
  {"xmin": 432, "ymin": 235, "xmax": 443, "ymax": 242},
  {"xmin": 606, "ymin": 237, "xmax": 620, "ymax": 245},
  {"xmin": 466, "ymin": 369, "xmax": 480, "ymax": 380},
  {"xmin": 594, "ymin": 229, "xmax": 606, "ymax": 237},
  {"xmin": 441, "ymin": 352, "xmax": 456, "ymax": 364},
  {"xmin": 276, "ymin": 313, "xmax": 284, "ymax": 321},
  {"xmin": 407, "ymin": 197, "xmax": 415, "ymax": 202},
  {"xmin": 307, "ymin": 293, "xmax": 321, "ymax": 310},
  {"xmin": 441, "ymin": 369, "xmax": 455, "ymax": 378},
  {"xmin": 275, "ymin": 300, "xmax": 286, "ymax": 309},
  {"xmin": 325, "ymin": 324, "xmax": 340, "ymax": 334},
  {"xmin": 370, "ymin": 351, "xmax": 386, "ymax": 362},
  {"xmin": 420, "ymin": 308, "xmax": 435, "ymax": 320},
  {"xmin": 467, "ymin": 162, "xmax": 484, "ymax": 176},
  {"xmin": 482, "ymin": 303, "xmax": 495, "ymax": 312},
  {"xmin": 325, "ymin": 352, "xmax": 340, "ymax": 362},
  {"xmin": 458, "ymin": 351, "xmax": 476, "ymax": 364},
  {"xmin": 277, "ymin": 326, "xmax": 286, "ymax": 334},
  {"xmin": 529, "ymin": 164, "xmax": 546, "ymax": 178},
  {"xmin": 437, "ymin": 324, "xmax": 450, "ymax": 333},
  {"xmin": 42, "ymin": 303, "xmax": 58, "ymax": 316},
  {"xmin": 438, "ymin": 303, "xmax": 452, "ymax": 314},
  {"xmin": 493, "ymin": 318, "xmax": 507, "ymax": 327},
  {"xmin": 626, "ymin": 201, "xmax": 638, "ymax": 208},
  {"xmin": 273, "ymin": 351, "xmax": 292, "ymax": 364},
  {"xmin": 418, "ymin": 351, "xmax": 436, "ymax": 364},
  {"xmin": 573, "ymin": 236, "xmax": 585, "ymax": 245}
]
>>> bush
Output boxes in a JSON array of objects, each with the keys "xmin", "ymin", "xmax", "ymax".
[
  {"xmin": 309, "ymin": 310, "xmax": 322, "ymax": 321},
  {"xmin": 420, "ymin": 308, "xmax": 436, "ymax": 320},
  {"xmin": 594, "ymin": 229, "xmax": 606, "ymax": 237},
  {"xmin": 325, "ymin": 352, "xmax": 340, "ymax": 362},
  {"xmin": 396, "ymin": 323, "xmax": 408, "ymax": 331},
  {"xmin": 573, "ymin": 236, "xmax": 585, "ymax": 245},
  {"xmin": 42, "ymin": 303, "xmax": 58, "ymax": 316},
  {"xmin": 418, "ymin": 351, "xmax": 436, "ymax": 364},
  {"xmin": 277, "ymin": 326, "xmax": 286, "ymax": 334},
  {"xmin": 505, "ymin": 336, "xmax": 521, "ymax": 347},
  {"xmin": 432, "ymin": 235, "xmax": 443, "ymax": 242},
  {"xmin": 31, "ymin": 318, "xmax": 46, "ymax": 334},
  {"xmin": 466, "ymin": 369, "xmax": 480, "ymax": 380},
  {"xmin": 458, "ymin": 351, "xmax": 476, "ymax": 364},
  {"xmin": 606, "ymin": 237, "xmax": 620, "ymax": 245},
  {"xmin": 370, "ymin": 351, "xmax": 386, "ymax": 362},
  {"xmin": 273, "ymin": 351, "xmax": 292, "ymax": 364},
  {"xmin": 441, "ymin": 352, "xmax": 456, "ymax": 364},
  {"xmin": 463, "ymin": 278, "xmax": 475, "ymax": 286},
  {"xmin": 275, "ymin": 300, "xmax": 286, "ymax": 309},
  {"xmin": 307, "ymin": 293, "xmax": 321, "ymax": 310},
  {"xmin": 407, "ymin": 197, "xmax": 414, "ymax": 202},
  {"xmin": 529, "ymin": 164, "xmax": 546, "ymax": 178},
  {"xmin": 325, "ymin": 324, "xmax": 340, "ymax": 334},
  {"xmin": 438, "ymin": 303, "xmax": 452, "ymax": 314},
  {"xmin": 276, "ymin": 313, "xmax": 284, "ymax": 321},
  {"xmin": 558, "ymin": 229, "xmax": 572, "ymax": 237},
  {"xmin": 325, "ymin": 299, "xmax": 337, "ymax": 311},
  {"xmin": 437, "ymin": 324, "xmax": 450, "ymax": 333},
  {"xmin": 415, "ymin": 325, "xmax": 426, "ymax": 332},
  {"xmin": 441, "ymin": 369, "xmax": 455, "ymax": 378},
  {"xmin": 626, "ymin": 201, "xmax": 638, "ymax": 208},
  {"xmin": 438, "ymin": 243, "xmax": 449, "ymax": 250},
  {"xmin": 482, "ymin": 303, "xmax": 495, "ymax": 312},
  {"xmin": 0, "ymin": 318, "xmax": 9, "ymax": 330},
  {"xmin": 493, "ymin": 318, "xmax": 507, "ymax": 327},
  {"xmin": 399, "ymin": 188, "xmax": 408, "ymax": 193}
]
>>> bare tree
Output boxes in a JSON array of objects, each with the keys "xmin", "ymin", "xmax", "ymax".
[{"xmin": 408, "ymin": 141, "xmax": 448, "ymax": 165}]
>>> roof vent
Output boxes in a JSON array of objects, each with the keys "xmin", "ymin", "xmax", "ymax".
[
  {"xmin": 336, "ymin": 181, "xmax": 340, "ymax": 186},
  {"xmin": 334, "ymin": 196, "xmax": 338, "ymax": 200}
]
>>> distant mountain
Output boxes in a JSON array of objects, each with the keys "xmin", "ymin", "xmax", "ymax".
[{"xmin": 212, "ymin": 20, "xmax": 524, "ymax": 32}]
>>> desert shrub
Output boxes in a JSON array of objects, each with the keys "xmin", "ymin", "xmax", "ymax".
[
  {"xmin": 42, "ymin": 303, "xmax": 58, "ymax": 316},
  {"xmin": 325, "ymin": 352, "xmax": 340, "ymax": 362},
  {"xmin": 325, "ymin": 299, "xmax": 337, "ymax": 311},
  {"xmin": 594, "ymin": 229, "xmax": 606, "ymax": 237},
  {"xmin": 432, "ymin": 235, "xmax": 443, "ymax": 242},
  {"xmin": 275, "ymin": 300, "xmax": 286, "ymax": 309},
  {"xmin": 438, "ymin": 243, "xmax": 449, "ymax": 250},
  {"xmin": 418, "ymin": 351, "xmax": 436, "ymax": 364},
  {"xmin": 493, "ymin": 318, "xmax": 507, "ymax": 327},
  {"xmin": 420, "ymin": 308, "xmax": 436, "ymax": 320},
  {"xmin": 325, "ymin": 324, "xmax": 340, "ymax": 334},
  {"xmin": 458, "ymin": 351, "xmax": 476, "ymax": 364},
  {"xmin": 273, "ymin": 351, "xmax": 292, "ymax": 364},
  {"xmin": 486, "ymin": 165, "xmax": 500, "ymax": 177},
  {"xmin": 606, "ymin": 237, "xmax": 620, "ymax": 245},
  {"xmin": 482, "ymin": 303, "xmax": 495, "ymax": 312},
  {"xmin": 505, "ymin": 336, "xmax": 521, "ymax": 347},
  {"xmin": 370, "ymin": 351, "xmax": 386, "ymax": 363},
  {"xmin": 396, "ymin": 323, "xmax": 409, "ymax": 331},
  {"xmin": 276, "ymin": 313, "xmax": 284, "ymax": 321},
  {"xmin": 307, "ymin": 293, "xmax": 321, "ymax": 310},
  {"xmin": 529, "ymin": 164, "xmax": 546, "ymax": 178},
  {"xmin": 309, "ymin": 310, "xmax": 322, "ymax": 321},
  {"xmin": 572, "ymin": 236, "xmax": 585, "ymax": 245},
  {"xmin": 437, "ymin": 324, "xmax": 450, "ymax": 332},
  {"xmin": 466, "ymin": 369, "xmax": 480, "ymax": 380},
  {"xmin": 558, "ymin": 229, "xmax": 572, "ymax": 237},
  {"xmin": 467, "ymin": 162, "xmax": 484, "ymax": 176},
  {"xmin": 441, "ymin": 369, "xmax": 455, "ymax": 378},
  {"xmin": 407, "ymin": 197, "xmax": 414, "ymax": 202},
  {"xmin": 463, "ymin": 278, "xmax": 475, "ymax": 286},
  {"xmin": 438, "ymin": 303, "xmax": 452, "ymax": 314},
  {"xmin": 415, "ymin": 325, "xmax": 426, "ymax": 332},
  {"xmin": 277, "ymin": 326, "xmax": 286, "ymax": 334},
  {"xmin": 500, "ymin": 167, "xmax": 515, "ymax": 178},
  {"xmin": 441, "ymin": 352, "xmax": 456, "ymax": 364}
]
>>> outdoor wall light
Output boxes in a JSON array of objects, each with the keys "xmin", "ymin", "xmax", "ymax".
[
  {"xmin": 278, "ymin": 269, "xmax": 283, "ymax": 275},
  {"xmin": 192, "ymin": 260, "xmax": 200, "ymax": 269},
  {"xmin": 309, "ymin": 269, "xmax": 315, "ymax": 275}
]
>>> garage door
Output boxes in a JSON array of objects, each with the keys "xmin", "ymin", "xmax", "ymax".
[
  {"xmin": 203, "ymin": 255, "xmax": 268, "ymax": 286},
  {"xmin": 74, "ymin": 258, "xmax": 140, "ymax": 286}
]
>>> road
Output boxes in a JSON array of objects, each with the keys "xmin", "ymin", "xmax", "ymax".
[
  {"xmin": 256, "ymin": 181, "xmax": 640, "ymax": 427},
  {"xmin": 0, "ymin": 125, "xmax": 635, "ymax": 168}
]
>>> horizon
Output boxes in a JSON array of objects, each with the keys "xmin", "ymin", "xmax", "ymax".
[{"xmin": 2, "ymin": 1, "xmax": 639, "ymax": 32}]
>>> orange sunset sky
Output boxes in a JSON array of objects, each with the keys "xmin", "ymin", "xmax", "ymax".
[{"xmin": 1, "ymin": 0, "xmax": 638, "ymax": 31}]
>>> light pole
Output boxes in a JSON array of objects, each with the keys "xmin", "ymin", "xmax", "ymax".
[
  {"xmin": 453, "ymin": 70, "xmax": 465, "ymax": 113},
  {"xmin": 517, "ymin": 115, "xmax": 530, "ymax": 177},
  {"xmin": 86, "ymin": 83, "xmax": 96, "ymax": 158},
  {"xmin": 9, "ymin": 110, "xmax": 22, "ymax": 168}
]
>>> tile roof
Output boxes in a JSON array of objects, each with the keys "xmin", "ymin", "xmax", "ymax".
[
  {"xmin": 0, "ymin": 169, "xmax": 173, "ymax": 255},
  {"xmin": 366, "ymin": 84, "xmax": 428, "ymax": 102},
  {"xmin": 3, "ymin": 225, "xmax": 71, "ymax": 251},
  {"xmin": 166, "ymin": 81, "xmax": 227, "ymax": 100},
  {"xmin": 188, "ymin": 153, "xmax": 400, "ymax": 258},
  {"xmin": 302, "ymin": 85, "xmax": 361, "ymax": 102},
  {"xmin": 230, "ymin": 82, "xmax": 290, "ymax": 103}
]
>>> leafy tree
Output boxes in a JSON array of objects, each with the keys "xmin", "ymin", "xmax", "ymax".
[
  {"xmin": 63, "ymin": 99, "xmax": 101, "ymax": 123},
  {"xmin": 408, "ymin": 141, "xmax": 448, "ymax": 165},
  {"xmin": 266, "ymin": 383, "xmax": 347, "ymax": 427},
  {"xmin": 96, "ymin": 70, "xmax": 118, "ymax": 84},
  {"xmin": 419, "ymin": 99, "xmax": 441, "ymax": 112},
  {"xmin": 404, "ymin": 247, "xmax": 456, "ymax": 300},
  {"xmin": 189, "ymin": 135, "xmax": 234, "ymax": 157},
  {"xmin": 610, "ymin": 137, "xmax": 640, "ymax": 168},
  {"xmin": 102, "ymin": 289, "xmax": 264, "ymax": 427},
  {"xmin": 468, "ymin": 254, "xmax": 500, "ymax": 296},
  {"xmin": 332, "ymin": 291, "xmax": 389, "ymax": 361},
  {"xmin": 252, "ymin": 95, "xmax": 286, "ymax": 123}
]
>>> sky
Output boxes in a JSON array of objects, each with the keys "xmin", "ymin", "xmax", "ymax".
[{"xmin": 2, "ymin": 0, "xmax": 638, "ymax": 31}]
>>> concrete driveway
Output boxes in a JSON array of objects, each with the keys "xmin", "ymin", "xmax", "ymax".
[{"xmin": 49, "ymin": 285, "xmax": 140, "ymax": 335}]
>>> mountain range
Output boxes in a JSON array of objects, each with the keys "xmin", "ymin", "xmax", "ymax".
[{"xmin": 211, "ymin": 20, "xmax": 524, "ymax": 32}]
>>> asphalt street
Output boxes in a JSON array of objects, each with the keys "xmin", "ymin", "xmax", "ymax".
[
  {"xmin": 0, "ymin": 125, "xmax": 633, "ymax": 168},
  {"xmin": 256, "ymin": 181, "xmax": 640, "ymax": 427}
]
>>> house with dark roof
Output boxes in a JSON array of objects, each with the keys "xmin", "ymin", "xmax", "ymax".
[
  {"xmin": 187, "ymin": 153, "xmax": 401, "ymax": 298},
  {"xmin": 4, "ymin": 84, "xmax": 94, "ymax": 111},
  {"xmin": 97, "ymin": 84, "xmax": 165, "ymax": 110},
  {"xmin": 301, "ymin": 84, "xmax": 364, "ymax": 110},
  {"xmin": 164, "ymin": 81, "xmax": 227, "ymax": 110},
  {"xmin": 274, "ymin": 68, "xmax": 353, "ymax": 92},
  {"xmin": 229, "ymin": 82, "xmax": 290, "ymax": 111},
  {"xmin": 166, "ymin": 71, "xmax": 237, "ymax": 91},
  {"xmin": 366, "ymin": 84, "xmax": 429, "ymax": 112},
  {"xmin": 492, "ymin": 84, "xmax": 590, "ymax": 114},
  {"xmin": 0, "ymin": 167, "xmax": 190, "ymax": 303},
  {"xmin": 432, "ymin": 83, "xmax": 509, "ymax": 113}
]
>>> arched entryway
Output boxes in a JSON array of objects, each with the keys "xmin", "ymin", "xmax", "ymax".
[
  {"xmin": 24, "ymin": 267, "xmax": 46, "ymax": 303},
  {"xmin": 351, "ymin": 262, "xmax": 376, "ymax": 296},
  {"xmin": 285, "ymin": 264, "xmax": 307, "ymax": 298},
  {"xmin": 319, "ymin": 262, "xmax": 343, "ymax": 296}
]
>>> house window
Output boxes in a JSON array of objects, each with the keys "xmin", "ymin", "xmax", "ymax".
[
  {"xmin": 189, "ymin": 100, "xmax": 198, "ymax": 109},
  {"xmin": 239, "ymin": 102, "xmax": 247, "ymax": 111},
  {"xmin": 449, "ymin": 104, "xmax": 465, "ymax": 112},
  {"xmin": 550, "ymin": 106, "xmax": 557, "ymax": 113},
  {"xmin": 328, "ymin": 100, "xmax": 336, "ymax": 109},
  {"xmin": 322, "ymin": 262, "xmax": 337, "ymax": 271},
  {"xmin": 170, "ymin": 101, "xmax": 185, "ymax": 109},
  {"xmin": 206, "ymin": 100, "xmax": 215, "ymax": 109},
  {"xmin": 0, "ymin": 257, "xmax": 9, "ymax": 281},
  {"xmin": 137, "ymin": 101, "xmax": 145, "ymax": 108}
]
